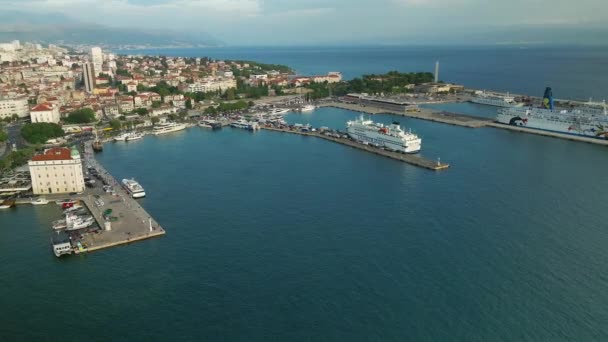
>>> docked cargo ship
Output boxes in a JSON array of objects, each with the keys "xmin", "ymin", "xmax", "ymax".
[
  {"xmin": 470, "ymin": 91, "xmax": 521, "ymax": 108},
  {"xmin": 346, "ymin": 116, "xmax": 422, "ymax": 153},
  {"xmin": 122, "ymin": 178, "xmax": 146, "ymax": 198},
  {"xmin": 496, "ymin": 88, "xmax": 608, "ymax": 139}
]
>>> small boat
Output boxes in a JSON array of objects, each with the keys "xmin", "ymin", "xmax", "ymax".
[
  {"xmin": 198, "ymin": 121, "xmax": 213, "ymax": 128},
  {"xmin": 113, "ymin": 133, "xmax": 130, "ymax": 142},
  {"xmin": 0, "ymin": 199, "xmax": 15, "ymax": 209},
  {"xmin": 126, "ymin": 132, "xmax": 144, "ymax": 141},
  {"xmin": 56, "ymin": 199, "xmax": 75, "ymax": 206},
  {"xmin": 92, "ymin": 129, "xmax": 103, "ymax": 152},
  {"xmin": 52, "ymin": 231, "xmax": 72, "ymax": 257},
  {"xmin": 122, "ymin": 178, "xmax": 146, "ymax": 198},
  {"xmin": 301, "ymin": 104, "xmax": 316, "ymax": 112},
  {"xmin": 63, "ymin": 204, "xmax": 83, "ymax": 214},
  {"xmin": 31, "ymin": 197, "xmax": 49, "ymax": 205}
]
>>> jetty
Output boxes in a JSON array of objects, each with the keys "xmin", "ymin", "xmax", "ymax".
[
  {"xmin": 261, "ymin": 126, "xmax": 449, "ymax": 171},
  {"xmin": 69, "ymin": 142, "xmax": 165, "ymax": 254},
  {"xmin": 319, "ymin": 101, "xmax": 490, "ymax": 128}
]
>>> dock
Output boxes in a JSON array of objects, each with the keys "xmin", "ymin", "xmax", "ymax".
[
  {"xmin": 319, "ymin": 102, "xmax": 490, "ymax": 128},
  {"xmin": 261, "ymin": 126, "xmax": 449, "ymax": 171},
  {"xmin": 69, "ymin": 142, "xmax": 166, "ymax": 254}
]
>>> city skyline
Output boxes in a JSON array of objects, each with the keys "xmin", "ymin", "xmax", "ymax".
[{"xmin": 0, "ymin": 0, "xmax": 607, "ymax": 45}]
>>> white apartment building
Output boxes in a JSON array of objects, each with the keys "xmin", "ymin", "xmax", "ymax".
[
  {"xmin": 187, "ymin": 78, "xmax": 236, "ymax": 94},
  {"xmin": 30, "ymin": 103, "xmax": 60, "ymax": 123},
  {"xmin": 0, "ymin": 96, "xmax": 29, "ymax": 119},
  {"xmin": 28, "ymin": 147, "xmax": 85, "ymax": 195},
  {"xmin": 90, "ymin": 46, "xmax": 103, "ymax": 77}
]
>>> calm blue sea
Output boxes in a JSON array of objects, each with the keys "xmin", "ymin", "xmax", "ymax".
[
  {"xmin": 119, "ymin": 45, "xmax": 608, "ymax": 101},
  {"xmin": 3, "ymin": 46, "xmax": 608, "ymax": 340},
  {"xmin": 2, "ymin": 106, "xmax": 608, "ymax": 340}
]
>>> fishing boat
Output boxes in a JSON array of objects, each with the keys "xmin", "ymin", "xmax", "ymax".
[
  {"xmin": 92, "ymin": 129, "xmax": 103, "ymax": 152},
  {"xmin": 198, "ymin": 121, "xmax": 213, "ymax": 128},
  {"xmin": 0, "ymin": 199, "xmax": 15, "ymax": 209}
]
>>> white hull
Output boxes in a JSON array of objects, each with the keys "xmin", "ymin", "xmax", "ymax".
[
  {"xmin": 152, "ymin": 123, "xmax": 187, "ymax": 135},
  {"xmin": 470, "ymin": 97, "xmax": 521, "ymax": 108},
  {"xmin": 31, "ymin": 198, "xmax": 49, "ymax": 205},
  {"xmin": 346, "ymin": 116, "xmax": 422, "ymax": 154},
  {"xmin": 122, "ymin": 178, "xmax": 146, "ymax": 198},
  {"xmin": 497, "ymin": 109, "xmax": 608, "ymax": 139},
  {"xmin": 301, "ymin": 105, "xmax": 316, "ymax": 112},
  {"xmin": 126, "ymin": 133, "xmax": 144, "ymax": 141}
]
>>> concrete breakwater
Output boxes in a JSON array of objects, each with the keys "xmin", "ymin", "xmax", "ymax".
[
  {"xmin": 261, "ymin": 126, "xmax": 449, "ymax": 171},
  {"xmin": 319, "ymin": 101, "xmax": 608, "ymax": 146}
]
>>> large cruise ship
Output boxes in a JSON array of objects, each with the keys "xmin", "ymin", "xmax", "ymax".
[
  {"xmin": 122, "ymin": 178, "xmax": 146, "ymax": 198},
  {"xmin": 152, "ymin": 122, "xmax": 187, "ymax": 135},
  {"xmin": 496, "ymin": 87, "xmax": 608, "ymax": 139},
  {"xmin": 470, "ymin": 91, "xmax": 521, "ymax": 108},
  {"xmin": 346, "ymin": 116, "xmax": 422, "ymax": 153}
]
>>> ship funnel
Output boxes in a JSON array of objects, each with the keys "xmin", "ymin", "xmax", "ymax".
[{"xmin": 543, "ymin": 87, "xmax": 554, "ymax": 110}]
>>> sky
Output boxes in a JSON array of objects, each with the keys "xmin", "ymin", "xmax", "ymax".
[{"xmin": 1, "ymin": 0, "xmax": 608, "ymax": 45}]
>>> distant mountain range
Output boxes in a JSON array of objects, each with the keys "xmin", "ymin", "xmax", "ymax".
[{"xmin": 0, "ymin": 11, "xmax": 222, "ymax": 49}]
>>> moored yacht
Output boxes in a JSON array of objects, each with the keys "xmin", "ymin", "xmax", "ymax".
[
  {"xmin": 122, "ymin": 178, "xmax": 146, "ymax": 198},
  {"xmin": 301, "ymin": 104, "xmax": 316, "ymax": 112},
  {"xmin": 126, "ymin": 132, "xmax": 144, "ymax": 141},
  {"xmin": 114, "ymin": 132, "xmax": 130, "ymax": 142}
]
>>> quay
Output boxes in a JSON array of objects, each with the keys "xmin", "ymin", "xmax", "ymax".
[
  {"xmin": 319, "ymin": 101, "xmax": 608, "ymax": 146},
  {"xmin": 70, "ymin": 142, "xmax": 165, "ymax": 255},
  {"xmin": 319, "ymin": 102, "xmax": 490, "ymax": 128},
  {"xmin": 261, "ymin": 126, "xmax": 449, "ymax": 171}
]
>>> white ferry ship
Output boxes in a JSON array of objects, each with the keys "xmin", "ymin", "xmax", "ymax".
[
  {"xmin": 122, "ymin": 178, "xmax": 146, "ymax": 198},
  {"xmin": 470, "ymin": 91, "xmax": 521, "ymax": 108},
  {"xmin": 152, "ymin": 122, "xmax": 187, "ymax": 135},
  {"xmin": 496, "ymin": 87, "xmax": 608, "ymax": 139},
  {"xmin": 346, "ymin": 116, "xmax": 422, "ymax": 153},
  {"xmin": 270, "ymin": 108, "xmax": 291, "ymax": 115}
]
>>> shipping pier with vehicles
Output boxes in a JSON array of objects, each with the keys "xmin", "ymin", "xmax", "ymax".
[{"xmin": 50, "ymin": 142, "xmax": 165, "ymax": 257}]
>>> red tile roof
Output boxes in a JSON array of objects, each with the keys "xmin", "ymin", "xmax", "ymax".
[
  {"xmin": 31, "ymin": 103, "xmax": 53, "ymax": 112},
  {"xmin": 31, "ymin": 147, "xmax": 72, "ymax": 161}
]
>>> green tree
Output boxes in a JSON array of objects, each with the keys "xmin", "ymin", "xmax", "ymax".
[
  {"xmin": 109, "ymin": 119, "xmax": 122, "ymax": 131},
  {"xmin": 151, "ymin": 101, "xmax": 162, "ymax": 109},
  {"xmin": 0, "ymin": 130, "xmax": 8, "ymax": 142},
  {"xmin": 11, "ymin": 114, "xmax": 19, "ymax": 122},
  {"xmin": 64, "ymin": 108, "xmax": 96, "ymax": 124},
  {"xmin": 151, "ymin": 117, "xmax": 160, "ymax": 126},
  {"xmin": 185, "ymin": 99, "xmax": 192, "ymax": 110},
  {"xmin": 20, "ymin": 123, "xmax": 64, "ymax": 144},
  {"xmin": 134, "ymin": 108, "xmax": 148, "ymax": 116}
]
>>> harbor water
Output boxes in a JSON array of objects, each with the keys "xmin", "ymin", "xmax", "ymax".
[{"xmin": 2, "ymin": 107, "xmax": 608, "ymax": 340}]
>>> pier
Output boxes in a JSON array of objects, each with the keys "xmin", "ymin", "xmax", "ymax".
[
  {"xmin": 319, "ymin": 101, "xmax": 490, "ymax": 128},
  {"xmin": 70, "ymin": 142, "xmax": 166, "ymax": 254},
  {"xmin": 261, "ymin": 126, "xmax": 449, "ymax": 171}
]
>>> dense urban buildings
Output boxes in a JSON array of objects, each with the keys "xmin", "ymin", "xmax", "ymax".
[
  {"xmin": 28, "ymin": 146, "xmax": 85, "ymax": 195},
  {"xmin": 0, "ymin": 96, "xmax": 29, "ymax": 119}
]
